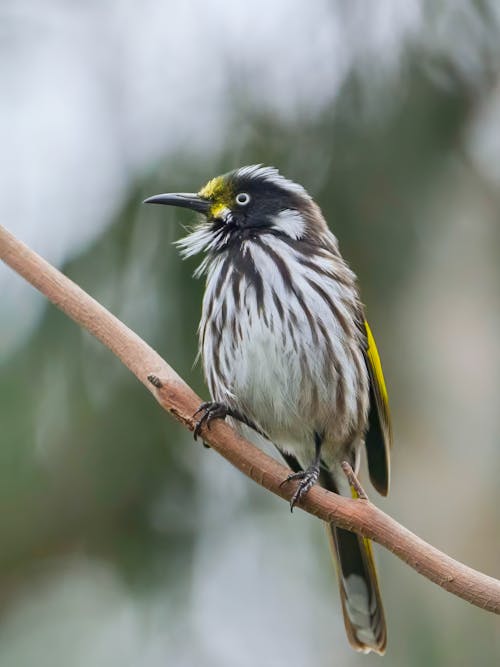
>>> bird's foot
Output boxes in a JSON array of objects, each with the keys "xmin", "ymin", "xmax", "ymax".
[
  {"xmin": 280, "ymin": 461, "xmax": 321, "ymax": 512},
  {"xmin": 193, "ymin": 402, "xmax": 269, "ymax": 443},
  {"xmin": 193, "ymin": 401, "xmax": 229, "ymax": 440}
]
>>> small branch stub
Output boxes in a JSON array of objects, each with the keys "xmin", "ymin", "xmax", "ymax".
[{"xmin": 341, "ymin": 460, "xmax": 369, "ymax": 500}]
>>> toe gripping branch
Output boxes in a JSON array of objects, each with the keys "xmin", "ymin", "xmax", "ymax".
[
  {"xmin": 280, "ymin": 460, "xmax": 369, "ymax": 513},
  {"xmin": 192, "ymin": 401, "xmax": 270, "ymax": 442},
  {"xmin": 280, "ymin": 431, "xmax": 323, "ymax": 512},
  {"xmin": 192, "ymin": 401, "xmax": 229, "ymax": 440},
  {"xmin": 280, "ymin": 462, "xmax": 321, "ymax": 512}
]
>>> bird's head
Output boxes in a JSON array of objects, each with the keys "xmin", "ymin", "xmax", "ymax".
[{"xmin": 144, "ymin": 165, "xmax": 330, "ymax": 271}]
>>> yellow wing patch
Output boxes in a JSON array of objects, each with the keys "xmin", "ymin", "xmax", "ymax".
[
  {"xmin": 365, "ymin": 321, "xmax": 390, "ymax": 413},
  {"xmin": 364, "ymin": 320, "xmax": 392, "ymax": 495}
]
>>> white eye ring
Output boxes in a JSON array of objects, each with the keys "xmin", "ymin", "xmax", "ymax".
[{"xmin": 236, "ymin": 192, "xmax": 251, "ymax": 206}]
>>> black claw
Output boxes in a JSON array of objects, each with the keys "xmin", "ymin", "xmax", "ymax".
[
  {"xmin": 192, "ymin": 401, "xmax": 268, "ymax": 445},
  {"xmin": 192, "ymin": 402, "xmax": 228, "ymax": 441},
  {"xmin": 193, "ymin": 401, "xmax": 211, "ymax": 418},
  {"xmin": 281, "ymin": 465, "xmax": 320, "ymax": 512}
]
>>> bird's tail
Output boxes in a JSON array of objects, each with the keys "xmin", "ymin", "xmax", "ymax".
[{"xmin": 322, "ymin": 469, "xmax": 387, "ymax": 655}]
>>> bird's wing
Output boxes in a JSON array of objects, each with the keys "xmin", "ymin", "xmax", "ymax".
[{"xmin": 363, "ymin": 321, "xmax": 392, "ymax": 496}]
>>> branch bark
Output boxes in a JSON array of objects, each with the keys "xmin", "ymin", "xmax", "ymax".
[{"xmin": 1, "ymin": 223, "xmax": 499, "ymax": 614}]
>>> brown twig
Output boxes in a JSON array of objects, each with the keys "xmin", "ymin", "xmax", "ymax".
[
  {"xmin": 1, "ymin": 223, "xmax": 499, "ymax": 614},
  {"xmin": 341, "ymin": 460, "xmax": 369, "ymax": 500}
]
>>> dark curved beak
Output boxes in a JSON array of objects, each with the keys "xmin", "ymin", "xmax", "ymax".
[{"xmin": 143, "ymin": 192, "xmax": 210, "ymax": 214}]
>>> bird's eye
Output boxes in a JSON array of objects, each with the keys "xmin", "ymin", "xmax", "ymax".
[{"xmin": 236, "ymin": 192, "xmax": 251, "ymax": 206}]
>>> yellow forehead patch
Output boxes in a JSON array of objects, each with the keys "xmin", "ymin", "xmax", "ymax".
[
  {"xmin": 198, "ymin": 174, "xmax": 233, "ymax": 218},
  {"xmin": 198, "ymin": 175, "xmax": 226, "ymax": 199}
]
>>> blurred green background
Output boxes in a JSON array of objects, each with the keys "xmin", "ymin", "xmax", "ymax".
[{"xmin": 1, "ymin": 2, "xmax": 500, "ymax": 665}]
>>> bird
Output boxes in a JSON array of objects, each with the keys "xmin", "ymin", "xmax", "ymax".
[{"xmin": 144, "ymin": 165, "xmax": 392, "ymax": 655}]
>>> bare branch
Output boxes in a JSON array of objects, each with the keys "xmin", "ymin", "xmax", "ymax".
[{"xmin": 1, "ymin": 223, "xmax": 499, "ymax": 614}]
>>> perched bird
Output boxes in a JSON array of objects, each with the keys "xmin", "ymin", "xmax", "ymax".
[{"xmin": 145, "ymin": 165, "xmax": 392, "ymax": 654}]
